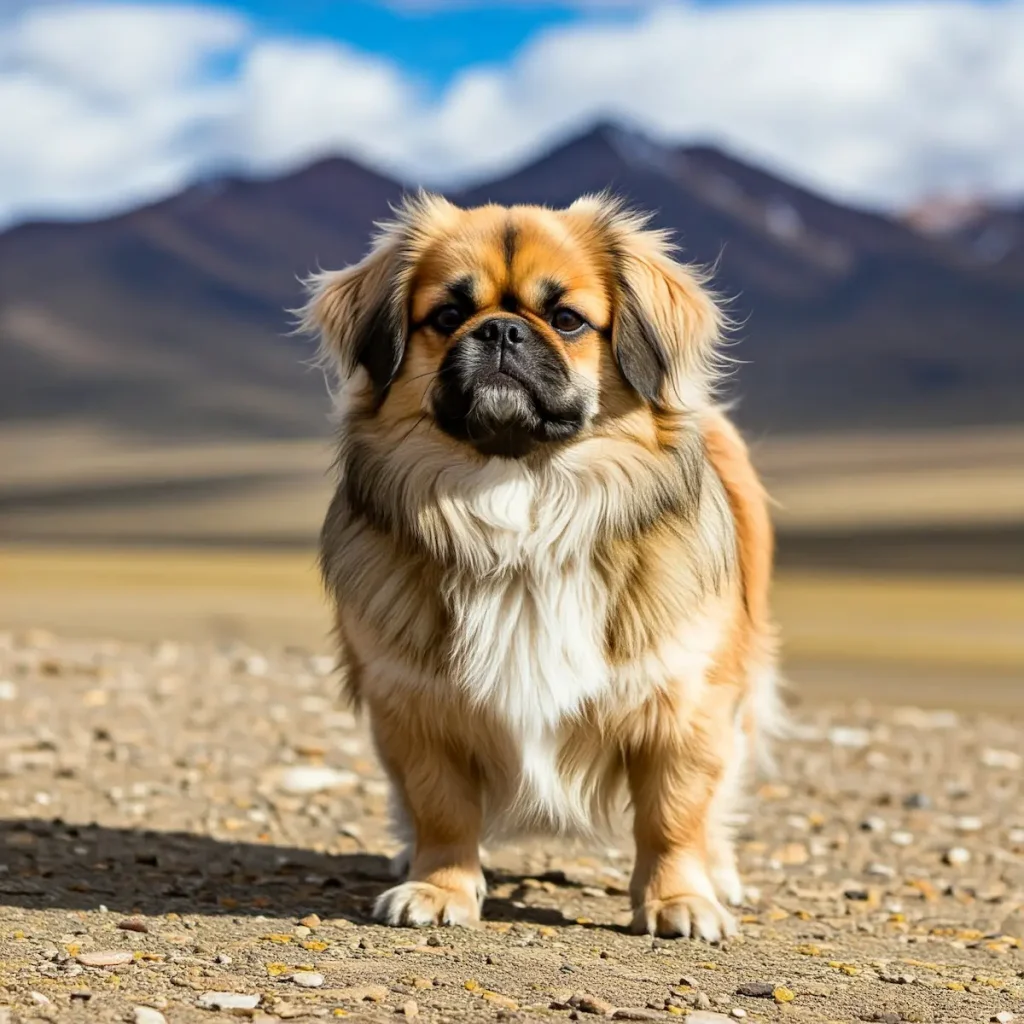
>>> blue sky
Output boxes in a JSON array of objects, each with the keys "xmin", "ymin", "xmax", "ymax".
[
  {"xmin": 208, "ymin": 1, "xmax": 595, "ymax": 88},
  {"xmin": 1, "ymin": 1, "xmax": 1021, "ymax": 226}
]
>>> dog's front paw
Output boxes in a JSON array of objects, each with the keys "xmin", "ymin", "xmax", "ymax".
[
  {"xmin": 630, "ymin": 893, "xmax": 737, "ymax": 942},
  {"xmin": 374, "ymin": 881, "xmax": 481, "ymax": 928}
]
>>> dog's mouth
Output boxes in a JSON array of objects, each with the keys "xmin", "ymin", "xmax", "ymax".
[{"xmin": 432, "ymin": 350, "xmax": 588, "ymax": 459}]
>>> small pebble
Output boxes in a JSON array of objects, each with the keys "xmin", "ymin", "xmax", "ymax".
[
  {"xmin": 890, "ymin": 830, "xmax": 914, "ymax": 847},
  {"xmin": 214, "ymin": 953, "xmax": 233, "ymax": 965},
  {"xmin": 993, "ymin": 1013, "xmax": 1015, "ymax": 1024},
  {"xmin": 117, "ymin": 917, "xmax": 149, "ymax": 933},
  {"xmin": 482, "ymin": 993, "xmax": 519, "ymax": 1010},
  {"xmin": 954, "ymin": 815, "xmax": 983, "ymax": 832},
  {"xmin": 980, "ymin": 748, "xmax": 1022, "ymax": 770},
  {"xmin": 860, "ymin": 816, "xmax": 886, "ymax": 833},
  {"xmin": 402, "ymin": 1000, "xmax": 419, "ymax": 1018},
  {"xmin": 879, "ymin": 972, "xmax": 915, "ymax": 984},
  {"xmin": 735, "ymin": 982, "xmax": 775, "ymax": 998},
  {"xmin": 612, "ymin": 1011, "xmax": 661, "ymax": 1021},
  {"xmin": 197, "ymin": 992, "xmax": 260, "ymax": 1010},
  {"xmin": 944, "ymin": 846, "xmax": 971, "ymax": 866},
  {"xmin": 133, "ymin": 1009, "xmax": 167, "ymax": 1024},
  {"xmin": 76, "ymin": 950, "xmax": 134, "ymax": 967},
  {"xmin": 298, "ymin": 913, "xmax": 321, "ymax": 929},
  {"xmin": 276, "ymin": 765, "xmax": 358, "ymax": 795},
  {"xmin": 731, "ymin": 1011, "xmax": 747, "ymax": 1020},
  {"xmin": 572, "ymin": 994, "xmax": 615, "ymax": 1015},
  {"xmin": 903, "ymin": 793, "xmax": 931, "ymax": 809},
  {"xmin": 291, "ymin": 971, "xmax": 324, "ymax": 988},
  {"xmin": 686, "ymin": 1014, "xmax": 733, "ymax": 1024},
  {"xmin": 829, "ymin": 726, "xmax": 870, "ymax": 748}
]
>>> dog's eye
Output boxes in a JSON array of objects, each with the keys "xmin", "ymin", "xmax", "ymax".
[
  {"xmin": 431, "ymin": 305, "xmax": 465, "ymax": 334},
  {"xmin": 551, "ymin": 307, "xmax": 585, "ymax": 334}
]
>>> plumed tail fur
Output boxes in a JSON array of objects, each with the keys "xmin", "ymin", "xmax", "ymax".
[{"xmin": 701, "ymin": 406, "xmax": 789, "ymax": 775}]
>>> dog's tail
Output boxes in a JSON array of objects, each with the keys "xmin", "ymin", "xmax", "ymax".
[{"xmin": 702, "ymin": 407, "xmax": 789, "ymax": 773}]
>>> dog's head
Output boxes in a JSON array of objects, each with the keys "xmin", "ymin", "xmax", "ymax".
[{"xmin": 303, "ymin": 193, "xmax": 723, "ymax": 458}]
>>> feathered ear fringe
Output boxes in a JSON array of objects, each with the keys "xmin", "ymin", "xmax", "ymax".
[
  {"xmin": 570, "ymin": 191, "xmax": 736, "ymax": 413},
  {"xmin": 293, "ymin": 191, "xmax": 461, "ymax": 396}
]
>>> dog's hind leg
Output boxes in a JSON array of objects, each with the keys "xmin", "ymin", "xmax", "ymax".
[{"xmin": 626, "ymin": 685, "xmax": 741, "ymax": 942}]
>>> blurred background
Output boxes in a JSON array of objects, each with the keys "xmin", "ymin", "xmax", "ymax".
[{"xmin": 1, "ymin": 0, "xmax": 1022, "ymax": 709}]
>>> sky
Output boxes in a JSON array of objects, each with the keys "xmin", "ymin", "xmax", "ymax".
[{"xmin": 1, "ymin": 0, "xmax": 1022, "ymax": 228}]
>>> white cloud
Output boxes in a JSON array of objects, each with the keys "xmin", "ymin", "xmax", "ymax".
[
  {"xmin": 228, "ymin": 38, "xmax": 419, "ymax": 175},
  {"xmin": 0, "ymin": 3, "xmax": 247, "ymax": 221},
  {"xmin": 0, "ymin": 0, "xmax": 1022, "ymax": 228},
  {"xmin": 423, "ymin": 1, "xmax": 1024, "ymax": 206}
]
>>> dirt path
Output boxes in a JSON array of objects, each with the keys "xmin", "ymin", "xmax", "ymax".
[{"xmin": 0, "ymin": 631, "xmax": 1021, "ymax": 1023}]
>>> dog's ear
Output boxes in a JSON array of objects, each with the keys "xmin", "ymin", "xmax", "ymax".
[
  {"xmin": 301, "ymin": 233, "xmax": 407, "ymax": 398},
  {"xmin": 573, "ymin": 195, "xmax": 724, "ymax": 411},
  {"xmin": 300, "ymin": 193, "xmax": 458, "ymax": 398}
]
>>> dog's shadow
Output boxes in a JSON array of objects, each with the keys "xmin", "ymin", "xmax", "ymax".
[{"xmin": 0, "ymin": 818, "xmax": 607, "ymax": 929}]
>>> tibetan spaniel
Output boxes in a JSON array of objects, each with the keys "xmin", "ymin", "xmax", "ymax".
[{"xmin": 302, "ymin": 193, "xmax": 782, "ymax": 941}]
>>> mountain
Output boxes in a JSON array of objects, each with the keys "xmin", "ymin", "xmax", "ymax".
[
  {"xmin": 0, "ymin": 157, "xmax": 400, "ymax": 438},
  {"xmin": 903, "ymin": 197, "xmax": 1024, "ymax": 287},
  {"xmin": 462, "ymin": 125, "xmax": 1024, "ymax": 433},
  {"xmin": 1, "ymin": 123, "xmax": 1022, "ymax": 442}
]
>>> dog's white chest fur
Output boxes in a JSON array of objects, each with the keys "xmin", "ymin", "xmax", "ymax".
[{"xmin": 440, "ymin": 462, "xmax": 611, "ymax": 831}]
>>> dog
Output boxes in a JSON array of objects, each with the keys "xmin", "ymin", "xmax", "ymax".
[{"xmin": 302, "ymin": 193, "xmax": 781, "ymax": 941}]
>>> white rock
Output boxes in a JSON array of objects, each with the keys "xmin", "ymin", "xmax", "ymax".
[
  {"xmin": 133, "ymin": 1008, "xmax": 168, "ymax": 1024},
  {"xmin": 890, "ymin": 830, "xmax": 914, "ymax": 847},
  {"xmin": 687, "ymin": 1013, "xmax": 733, "ymax": 1024},
  {"xmin": 276, "ymin": 765, "xmax": 358, "ymax": 795},
  {"xmin": 30, "ymin": 992, "xmax": 51, "ymax": 1006},
  {"xmin": 955, "ymin": 815, "xmax": 983, "ymax": 833},
  {"xmin": 0, "ymin": 680, "xmax": 17, "ymax": 700},
  {"xmin": 866, "ymin": 862, "xmax": 896, "ymax": 879},
  {"xmin": 828, "ymin": 726, "xmax": 871, "ymax": 748},
  {"xmin": 241, "ymin": 654, "xmax": 269, "ymax": 676},
  {"xmin": 944, "ymin": 846, "xmax": 971, "ymax": 866},
  {"xmin": 892, "ymin": 707, "xmax": 958, "ymax": 729},
  {"xmin": 1008, "ymin": 828, "xmax": 1024, "ymax": 844},
  {"xmin": 291, "ymin": 971, "xmax": 325, "ymax": 988},
  {"xmin": 76, "ymin": 950, "xmax": 134, "ymax": 967},
  {"xmin": 981, "ymin": 748, "xmax": 1022, "ymax": 770},
  {"xmin": 731, "ymin": 1010, "xmax": 748, "ymax": 1020},
  {"xmin": 197, "ymin": 992, "xmax": 260, "ymax": 1011},
  {"xmin": 993, "ymin": 1012, "xmax": 1015, "ymax": 1024}
]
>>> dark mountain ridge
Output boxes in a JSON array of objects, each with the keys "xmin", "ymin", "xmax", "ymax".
[{"xmin": 1, "ymin": 123, "xmax": 1021, "ymax": 440}]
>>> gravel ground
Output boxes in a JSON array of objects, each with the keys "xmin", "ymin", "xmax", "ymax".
[{"xmin": 0, "ymin": 630, "xmax": 1021, "ymax": 1024}]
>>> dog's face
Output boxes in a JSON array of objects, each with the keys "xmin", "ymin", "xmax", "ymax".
[
  {"xmin": 304, "ymin": 195, "xmax": 723, "ymax": 458},
  {"xmin": 409, "ymin": 207, "xmax": 610, "ymax": 457}
]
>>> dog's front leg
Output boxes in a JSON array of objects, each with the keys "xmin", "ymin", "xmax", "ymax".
[
  {"xmin": 626, "ymin": 691, "xmax": 740, "ymax": 942},
  {"xmin": 369, "ymin": 697, "xmax": 485, "ymax": 928}
]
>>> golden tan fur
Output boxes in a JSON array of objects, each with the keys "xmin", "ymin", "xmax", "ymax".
[{"xmin": 303, "ymin": 193, "xmax": 781, "ymax": 939}]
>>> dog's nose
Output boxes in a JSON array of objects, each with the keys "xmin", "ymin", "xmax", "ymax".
[{"xmin": 473, "ymin": 317, "xmax": 526, "ymax": 347}]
